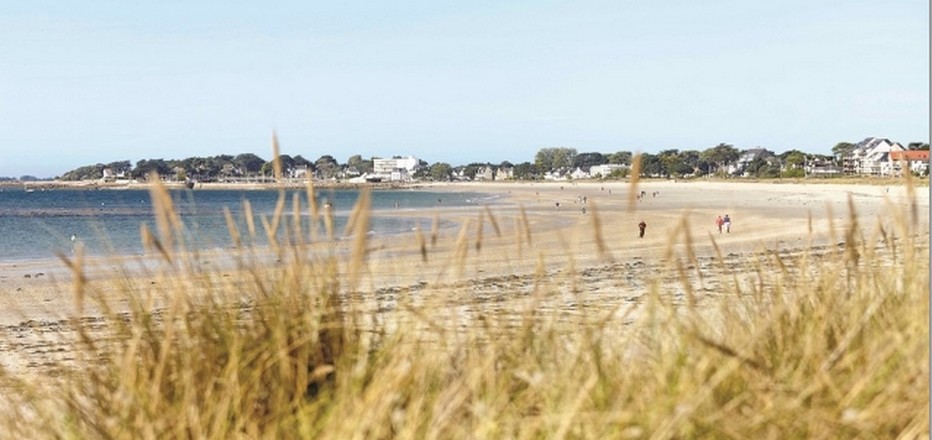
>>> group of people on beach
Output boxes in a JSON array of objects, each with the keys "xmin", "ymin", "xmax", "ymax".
[
  {"xmin": 637, "ymin": 214, "xmax": 732, "ymax": 240},
  {"xmin": 634, "ymin": 190, "xmax": 660, "ymax": 202},
  {"xmin": 715, "ymin": 214, "xmax": 731, "ymax": 233}
]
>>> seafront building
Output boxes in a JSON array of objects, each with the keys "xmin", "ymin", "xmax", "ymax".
[
  {"xmin": 472, "ymin": 165, "xmax": 514, "ymax": 181},
  {"xmin": 590, "ymin": 164, "xmax": 628, "ymax": 178},
  {"xmin": 372, "ymin": 156, "xmax": 421, "ymax": 182},
  {"xmin": 842, "ymin": 137, "xmax": 906, "ymax": 177},
  {"xmin": 889, "ymin": 150, "xmax": 930, "ymax": 176}
]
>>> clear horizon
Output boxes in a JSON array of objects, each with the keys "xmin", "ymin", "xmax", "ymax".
[{"xmin": 1, "ymin": 1, "xmax": 928, "ymax": 178}]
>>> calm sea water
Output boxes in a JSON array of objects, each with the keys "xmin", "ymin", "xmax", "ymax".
[{"xmin": 0, "ymin": 188, "xmax": 493, "ymax": 262}]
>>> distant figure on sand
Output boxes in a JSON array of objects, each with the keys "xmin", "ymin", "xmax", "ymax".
[
  {"xmin": 715, "ymin": 215, "xmax": 724, "ymax": 234},
  {"xmin": 723, "ymin": 214, "xmax": 731, "ymax": 233},
  {"xmin": 638, "ymin": 220, "xmax": 647, "ymax": 238}
]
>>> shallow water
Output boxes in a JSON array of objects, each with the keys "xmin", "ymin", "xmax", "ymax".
[{"xmin": 0, "ymin": 188, "xmax": 494, "ymax": 262}]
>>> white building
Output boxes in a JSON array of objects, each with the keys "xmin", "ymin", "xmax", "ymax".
[
  {"xmin": 590, "ymin": 164, "xmax": 628, "ymax": 178},
  {"xmin": 372, "ymin": 156, "xmax": 421, "ymax": 181},
  {"xmin": 805, "ymin": 158, "xmax": 842, "ymax": 178},
  {"xmin": 570, "ymin": 167, "xmax": 591, "ymax": 180},
  {"xmin": 475, "ymin": 166, "xmax": 515, "ymax": 181},
  {"xmin": 844, "ymin": 138, "xmax": 906, "ymax": 176},
  {"xmin": 890, "ymin": 150, "xmax": 930, "ymax": 176},
  {"xmin": 475, "ymin": 166, "xmax": 495, "ymax": 181},
  {"xmin": 102, "ymin": 168, "xmax": 116, "ymax": 182}
]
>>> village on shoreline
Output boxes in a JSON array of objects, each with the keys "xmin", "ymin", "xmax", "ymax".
[
  {"xmin": 1, "ymin": 174, "xmax": 928, "ymax": 193},
  {"xmin": 2, "ymin": 136, "xmax": 928, "ymax": 190}
]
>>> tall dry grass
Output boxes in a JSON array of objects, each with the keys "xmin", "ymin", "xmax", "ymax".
[{"xmin": 0, "ymin": 167, "xmax": 926, "ymax": 439}]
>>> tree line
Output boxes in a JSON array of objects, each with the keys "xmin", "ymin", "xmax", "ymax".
[
  {"xmin": 421, "ymin": 141, "xmax": 928, "ymax": 181},
  {"xmin": 57, "ymin": 140, "xmax": 930, "ymax": 182},
  {"xmin": 58, "ymin": 153, "xmax": 377, "ymax": 182}
]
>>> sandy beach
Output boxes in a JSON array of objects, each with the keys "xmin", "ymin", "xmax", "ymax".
[{"xmin": 0, "ymin": 180, "xmax": 927, "ymax": 375}]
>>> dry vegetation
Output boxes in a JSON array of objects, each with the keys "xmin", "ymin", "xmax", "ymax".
[{"xmin": 0, "ymin": 167, "xmax": 926, "ymax": 439}]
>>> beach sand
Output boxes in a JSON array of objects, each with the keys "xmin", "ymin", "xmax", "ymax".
[{"xmin": 0, "ymin": 180, "xmax": 927, "ymax": 375}]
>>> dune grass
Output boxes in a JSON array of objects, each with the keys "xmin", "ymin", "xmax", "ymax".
[{"xmin": 0, "ymin": 171, "xmax": 926, "ymax": 439}]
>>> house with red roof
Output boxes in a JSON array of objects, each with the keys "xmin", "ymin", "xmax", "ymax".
[{"xmin": 889, "ymin": 150, "xmax": 930, "ymax": 176}]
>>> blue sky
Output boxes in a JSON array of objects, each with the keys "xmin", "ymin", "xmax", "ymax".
[{"xmin": 1, "ymin": 1, "xmax": 928, "ymax": 177}]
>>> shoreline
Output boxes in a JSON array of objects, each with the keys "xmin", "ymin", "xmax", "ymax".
[
  {"xmin": 0, "ymin": 178, "xmax": 923, "ymax": 268},
  {"xmin": 0, "ymin": 179, "xmax": 927, "ymax": 377},
  {"xmin": 1, "ymin": 179, "xmax": 926, "ymax": 269},
  {"xmin": 1, "ymin": 180, "xmax": 927, "ymax": 304}
]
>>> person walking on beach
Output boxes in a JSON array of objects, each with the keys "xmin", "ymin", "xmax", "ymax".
[
  {"xmin": 723, "ymin": 214, "xmax": 731, "ymax": 233},
  {"xmin": 638, "ymin": 220, "xmax": 647, "ymax": 238},
  {"xmin": 715, "ymin": 215, "xmax": 724, "ymax": 234}
]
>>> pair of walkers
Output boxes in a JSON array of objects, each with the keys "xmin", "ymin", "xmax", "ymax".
[
  {"xmin": 715, "ymin": 214, "xmax": 732, "ymax": 233},
  {"xmin": 637, "ymin": 214, "xmax": 732, "ymax": 239}
]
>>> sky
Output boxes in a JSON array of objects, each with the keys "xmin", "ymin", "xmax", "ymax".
[{"xmin": 0, "ymin": 1, "xmax": 928, "ymax": 178}]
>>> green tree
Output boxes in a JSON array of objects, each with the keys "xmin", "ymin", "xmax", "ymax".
[
  {"xmin": 831, "ymin": 142, "xmax": 857, "ymax": 162},
  {"xmin": 233, "ymin": 153, "xmax": 266, "ymax": 175},
  {"xmin": 572, "ymin": 152, "xmax": 606, "ymax": 170},
  {"xmin": 679, "ymin": 150, "xmax": 703, "ymax": 176},
  {"xmin": 346, "ymin": 154, "xmax": 372, "ymax": 175},
  {"xmin": 428, "ymin": 162, "xmax": 453, "ymax": 181},
  {"xmin": 131, "ymin": 159, "xmax": 172, "ymax": 180},
  {"xmin": 700, "ymin": 143, "xmax": 740, "ymax": 176},
  {"xmin": 746, "ymin": 157, "xmax": 780, "ymax": 178},
  {"xmin": 314, "ymin": 155, "xmax": 339, "ymax": 179},
  {"xmin": 208, "ymin": 155, "xmax": 232, "ymax": 180},
  {"xmin": 277, "ymin": 154, "xmax": 296, "ymax": 176},
  {"xmin": 658, "ymin": 149, "xmax": 691, "ymax": 177},
  {"xmin": 907, "ymin": 142, "xmax": 930, "ymax": 151},
  {"xmin": 780, "ymin": 150, "xmax": 807, "ymax": 169},
  {"xmin": 512, "ymin": 162, "xmax": 540, "ymax": 180},
  {"xmin": 177, "ymin": 156, "xmax": 224, "ymax": 182},
  {"xmin": 293, "ymin": 155, "xmax": 313, "ymax": 168},
  {"xmin": 535, "ymin": 147, "xmax": 577, "ymax": 172},
  {"xmin": 606, "ymin": 168, "xmax": 629, "ymax": 179},
  {"xmin": 106, "ymin": 160, "xmax": 132, "ymax": 176},
  {"xmin": 607, "ymin": 151, "xmax": 633, "ymax": 166},
  {"xmin": 639, "ymin": 153, "xmax": 663, "ymax": 177},
  {"xmin": 260, "ymin": 154, "xmax": 296, "ymax": 178},
  {"xmin": 61, "ymin": 163, "xmax": 106, "ymax": 181}
]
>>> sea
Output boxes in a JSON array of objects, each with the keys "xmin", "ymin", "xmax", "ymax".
[{"xmin": 0, "ymin": 187, "xmax": 493, "ymax": 262}]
